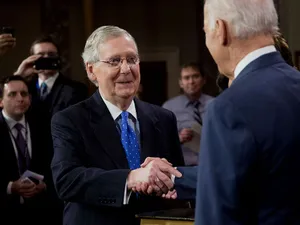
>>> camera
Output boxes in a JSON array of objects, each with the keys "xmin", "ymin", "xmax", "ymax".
[
  {"xmin": 0, "ymin": 26, "xmax": 15, "ymax": 37},
  {"xmin": 34, "ymin": 57, "xmax": 61, "ymax": 70}
]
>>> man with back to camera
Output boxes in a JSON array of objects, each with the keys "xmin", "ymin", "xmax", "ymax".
[
  {"xmin": 163, "ymin": 62, "xmax": 214, "ymax": 165},
  {"xmin": 134, "ymin": 0, "xmax": 300, "ymax": 224},
  {"xmin": 50, "ymin": 25, "xmax": 185, "ymax": 225}
]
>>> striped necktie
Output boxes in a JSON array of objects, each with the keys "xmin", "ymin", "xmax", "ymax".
[
  {"xmin": 14, "ymin": 123, "xmax": 30, "ymax": 174},
  {"xmin": 191, "ymin": 101, "xmax": 202, "ymax": 125}
]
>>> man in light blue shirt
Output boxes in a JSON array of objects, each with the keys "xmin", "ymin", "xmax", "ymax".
[{"xmin": 163, "ymin": 62, "xmax": 214, "ymax": 165}]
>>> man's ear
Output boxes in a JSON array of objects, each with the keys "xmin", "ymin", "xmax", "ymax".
[
  {"xmin": 86, "ymin": 63, "xmax": 97, "ymax": 83},
  {"xmin": 179, "ymin": 78, "xmax": 183, "ymax": 89},
  {"xmin": 216, "ymin": 19, "xmax": 228, "ymax": 46},
  {"xmin": 0, "ymin": 98, "xmax": 3, "ymax": 108}
]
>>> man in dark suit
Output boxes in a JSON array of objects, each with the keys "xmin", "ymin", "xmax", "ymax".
[
  {"xmin": 194, "ymin": 0, "xmax": 300, "ymax": 223},
  {"xmin": 0, "ymin": 75, "xmax": 58, "ymax": 224},
  {"xmin": 51, "ymin": 25, "xmax": 185, "ymax": 225},
  {"xmin": 136, "ymin": 1, "xmax": 300, "ymax": 224}
]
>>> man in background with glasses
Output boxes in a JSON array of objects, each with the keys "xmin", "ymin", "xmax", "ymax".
[{"xmin": 50, "ymin": 25, "xmax": 185, "ymax": 225}]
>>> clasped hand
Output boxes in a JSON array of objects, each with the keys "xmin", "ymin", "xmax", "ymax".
[{"xmin": 127, "ymin": 157, "xmax": 180, "ymax": 199}]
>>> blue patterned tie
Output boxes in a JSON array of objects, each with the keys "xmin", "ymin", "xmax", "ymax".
[{"xmin": 120, "ymin": 111, "xmax": 140, "ymax": 169}]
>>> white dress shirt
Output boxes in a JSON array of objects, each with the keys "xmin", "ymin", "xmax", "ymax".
[
  {"xmin": 101, "ymin": 94, "xmax": 138, "ymax": 205},
  {"xmin": 2, "ymin": 111, "xmax": 32, "ymax": 200},
  {"xmin": 234, "ymin": 45, "xmax": 277, "ymax": 78},
  {"xmin": 38, "ymin": 72, "xmax": 59, "ymax": 94}
]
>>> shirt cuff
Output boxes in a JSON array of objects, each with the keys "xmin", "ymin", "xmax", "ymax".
[
  {"xmin": 123, "ymin": 181, "xmax": 132, "ymax": 205},
  {"xmin": 171, "ymin": 167, "xmax": 177, "ymax": 184},
  {"xmin": 7, "ymin": 181, "xmax": 13, "ymax": 194}
]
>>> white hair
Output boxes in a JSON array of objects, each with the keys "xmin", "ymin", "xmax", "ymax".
[
  {"xmin": 205, "ymin": 0, "xmax": 279, "ymax": 39},
  {"xmin": 82, "ymin": 25, "xmax": 138, "ymax": 64},
  {"xmin": 81, "ymin": 25, "xmax": 138, "ymax": 86}
]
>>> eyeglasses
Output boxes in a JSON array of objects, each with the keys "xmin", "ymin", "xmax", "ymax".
[{"xmin": 99, "ymin": 56, "xmax": 140, "ymax": 68}]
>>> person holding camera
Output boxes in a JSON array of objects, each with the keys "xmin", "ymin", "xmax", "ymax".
[{"xmin": 14, "ymin": 35, "xmax": 88, "ymax": 119}]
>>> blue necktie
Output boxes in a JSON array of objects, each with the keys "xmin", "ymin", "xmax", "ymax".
[
  {"xmin": 120, "ymin": 111, "xmax": 140, "ymax": 170},
  {"xmin": 40, "ymin": 82, "xmax": 48, "ymax": 101}
]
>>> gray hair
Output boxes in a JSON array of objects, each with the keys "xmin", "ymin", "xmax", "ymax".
[
  {"xmin": 205, "ymin": 0, "xmax": 279, "ymax": 39},
  {"xmin": 81, "ymin": 25, "xmax": 138, "ymax": 64}
]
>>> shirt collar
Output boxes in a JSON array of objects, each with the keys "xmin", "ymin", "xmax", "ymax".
[
  {"xmin": 100, "ymin": 94, "xmax": 137, "ymax": 121},
  {"xmin": 234, "ymin": 45, "xmax": 277, "ymax": 78},
  {"xmin": 2, "ymin": 110, "xmax": 26, "ymax": 130},
  {"xmin": 38, "ymin": 72, "xmax": 59, "ymax": 92},
  {"xmin": 183, "ymin": 94, "xmax": 204, "ymax": 107}
]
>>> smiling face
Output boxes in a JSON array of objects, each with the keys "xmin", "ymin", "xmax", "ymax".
[
  {"xmin": 179, "ymin": 67, "xmax": 206, "ymax": 97},
  {"xmin": 87, "ymin": 35, "xmax": 140, "ymax": 104}
]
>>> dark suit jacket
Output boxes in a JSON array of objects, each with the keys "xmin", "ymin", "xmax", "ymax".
[
  {"xmin": 51, "ymin": 91, "xmax": 185, "ymax": 225},
  {"xmin": 0, "ymin": 112, "xmax": 56, "ymax": 223},
  {"xmin": 175, "ymin": 167, "xmax": 197, "ymax": 200},
  {"xmin": 194, "ymin": 52, "xmax": 300, "ymax": 225},
  {"xmin": 28, "ymin": 73, "xmax": 88, "ymax": 170},
  {"xmin": 28, "ymin": 73, "xmax": 88, "ymax": 118}
]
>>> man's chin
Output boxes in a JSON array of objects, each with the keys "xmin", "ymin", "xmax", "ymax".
[{"xmin": 117, "ymin": 91, "xmax": 136, "ymax": 99}]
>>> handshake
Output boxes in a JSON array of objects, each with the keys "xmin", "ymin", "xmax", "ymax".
[{"xmin": 127, "ymin": 157, "xmax": 180, "ymax": 199}]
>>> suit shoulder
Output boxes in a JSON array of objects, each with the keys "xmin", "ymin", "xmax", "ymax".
[
  {"xmin": 60, "ymin": 76, "xmax": 87, "ymax": 89},
  {"xmin": 52, "ymin": 97, "xmax": 90, "ymax": 121}
]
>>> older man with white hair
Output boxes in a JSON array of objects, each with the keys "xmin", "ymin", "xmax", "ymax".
[
  {"xmin": 136, "ymin": 0, "xmax": 300, "ymax": 224},
  {"xmin": 50, "ymin": 25, "xmax": 185, "ymax": 225},
  {"xmin": 194, "ymin": 0, "xmax": 300, "ymax": 224}
]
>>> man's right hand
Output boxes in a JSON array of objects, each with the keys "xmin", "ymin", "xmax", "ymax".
[
  {"xmin": 11, "ymin": 178, "xmax": 37, "ymax": 198},
  {"xmin": 14, "ymin": 54, "xmax": 41, "ymax": 77},
  {"xmin": 179, "ymin": 128, "xmax": 194, "ymax": 143},
  {"xmin": 127, "ymin": 159, "xmax": 182, "ymax": 194}
]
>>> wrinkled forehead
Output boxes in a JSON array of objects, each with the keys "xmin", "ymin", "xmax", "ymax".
[
  {"xmin": 98, "ymin": 35, "xmax": 138, "ymax": 59},
  {"xmin": 203, "ymin": 4, "xmax": 209, "ymax": 23}
]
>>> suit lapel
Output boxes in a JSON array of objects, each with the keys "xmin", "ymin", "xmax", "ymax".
[
  {"xmin": 49, "ymin": 74, "xmax": 64, "ymax": 113},
  {"xmin": 135, "ymin": 99, "xmax": 160, "ymax": 162},
  {"xmin": 27, "ymin": 118, "xmax": 38, "ymax": 165},
  {"xmin": 0, "ymin": 112, "xmax": 20, "ymax": 175},
  {"xmin": 88, "ymin": 91, "xmax": 129, "ymax": 169}
]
